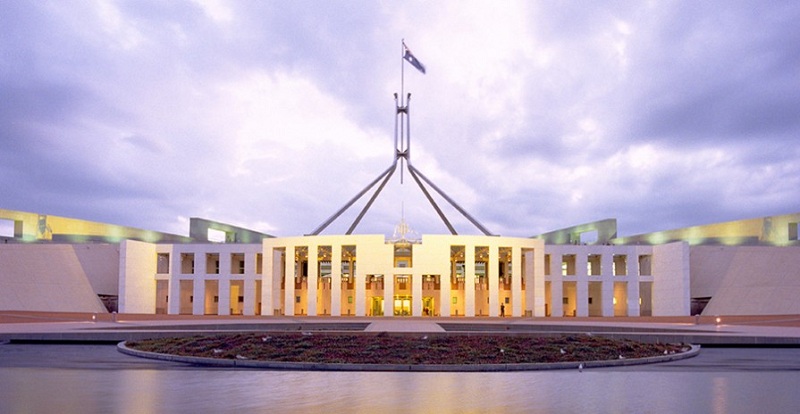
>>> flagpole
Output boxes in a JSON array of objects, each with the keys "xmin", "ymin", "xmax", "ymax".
[
  {"xmin": 399, "ymin": 39, "xmax": 406, "ymax": 184},
  {"xmin": 400, "ymin": 39, "xmax": 405, "ymax": 108}
]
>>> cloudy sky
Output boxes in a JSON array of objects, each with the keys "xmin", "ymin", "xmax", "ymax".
[{"xmin": 2, "ymin": 1, "xmax": 799, "ymax": 239}]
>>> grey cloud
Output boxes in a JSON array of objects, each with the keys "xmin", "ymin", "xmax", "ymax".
[{"xmin": 625, "ymin": 2, "xmax": 800, "ymax": 146}]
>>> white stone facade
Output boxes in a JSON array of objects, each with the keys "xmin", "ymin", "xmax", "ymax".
[{"xmin": 118, "ymin": 235, "xmax": 690, "ymax": 317}]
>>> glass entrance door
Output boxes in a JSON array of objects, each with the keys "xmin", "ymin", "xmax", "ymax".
[
  {"xmin": 422, "ymin": 296, "xmax": 434, "ymax": 316},
  {"xmin": 370, "ymin": 297, "xmax": 384, "ymax": 316},
  {"xmin": 393, "ymin": 295, "xmax": 412, "ymax": 316}
]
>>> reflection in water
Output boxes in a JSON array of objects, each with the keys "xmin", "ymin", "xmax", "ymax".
[
  {"xmin": 712, "ymin": 376, "xmax": 729, "ymax": 414},
  {"xmin": 3, "ymin": 369, "xmax": 800, "ymax": 413},
  {"xmin": 2, "ymin": 346, "xmax": 800, "ymax": 413}
]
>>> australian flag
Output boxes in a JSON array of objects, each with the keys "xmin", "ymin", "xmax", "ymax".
[{"xmin": 403, "ymin": 42, "xmax": 426, "ymax": 74}]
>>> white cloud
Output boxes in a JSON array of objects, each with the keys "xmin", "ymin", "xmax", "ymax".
[
  {"xmin": 2, "ymin": 1, "xmax": 798, "ymax": 239},
  {"xmin": 191, "ymin": 0, "xmax": 234, "ymax": 24}
]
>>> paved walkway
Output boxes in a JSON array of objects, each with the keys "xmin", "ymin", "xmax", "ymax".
[
  {"xmin": 2, "ymin": 311, "xmax": 800, "ymax": 345},
  {"xmin": 365, "ymin": 320, "xmax": 445, "ymax": 332}
]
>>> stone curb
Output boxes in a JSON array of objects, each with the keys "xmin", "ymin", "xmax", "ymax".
[{"xmin": 117, "ymin": 342, "xmax": 700, "ymax": 372}]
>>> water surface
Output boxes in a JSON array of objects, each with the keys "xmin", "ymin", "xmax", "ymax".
[{"xmin": 1, "ymin": 344, "xmax": 799, "ymax": 413}]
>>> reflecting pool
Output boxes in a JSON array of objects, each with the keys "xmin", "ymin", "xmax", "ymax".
[{"xmin": 1, "ymin": 344, "xmax": 800, "ymax": 413}]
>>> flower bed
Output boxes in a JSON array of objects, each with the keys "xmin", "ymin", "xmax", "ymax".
[{"xmin": 125, "ymin": 333, "xmax": 687, "ymax": 365}]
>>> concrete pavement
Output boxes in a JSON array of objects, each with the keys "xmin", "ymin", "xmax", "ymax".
[{"xmin": 2, "ymin": 311, "xmax": 800, "ymax": 345}]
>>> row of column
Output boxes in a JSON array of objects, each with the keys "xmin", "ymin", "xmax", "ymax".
[
  {"xmin": 547, "ymin": 250, "xmax": 650, "ymax": 317},
  {"xmin": 166, "ymin": 277, "xmax": 260, "ymax": 316},
  {"xmin": 265, "ymin": 244, "xmax": 543, "ymax": 317}
]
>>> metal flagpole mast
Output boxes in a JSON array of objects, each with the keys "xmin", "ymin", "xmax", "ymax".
[
  {"xmin": 400, "ymin": 39, "xmax": 405, "ymax": 107},
  {"xmin": 399, "ymin": 39, "xmax": 406, "ymax": 184},
  {"xmin": 308, "ymin": 39, "xmax": 496, "ymax": 236}
]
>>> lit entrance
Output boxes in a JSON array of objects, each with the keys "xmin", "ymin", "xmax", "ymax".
[
  {"xmin": 394, "ymin": 295, "xmax": 412, "ymax": 316},
  {"xmin": 366, "ymin": 275, "xmax": 384, "ymax": 316},
  {"xmin": 422, "ymin": 296, "xmax": 435, "ymax": 316},
  {"xmin": 370, "ymin": 297, "xmax": 384, "ymax": 316},
  {"xmin": 393, "ymin": 275, "xmax": 412, "ymax": 316}
]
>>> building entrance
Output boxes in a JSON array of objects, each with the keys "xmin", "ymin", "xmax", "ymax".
[
  {"xmin": 423, "ymin": 296, "xmax": 435, "ymax": 316},
  {"xmin": 370, "ymin": 297, "xmax": 384, "ymax": 316},
  {"xmin": 393, "ymin": 295, "xmax": 412, "ymax": 316}
]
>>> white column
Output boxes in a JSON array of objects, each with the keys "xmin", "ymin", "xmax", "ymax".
[
  {"xmin": 524, "ymin": 250, "xmax": 535, "ymax": 316},
  {"xmin": 170, "ymin": 250, "xmax": 182, "ymax": 280},
  {"xmin": 383, "ymin": 275, "xmax": 394, "ymax": 317},
  {"xmin": 412, "ymin": 273, "xmax": 423, "ymax": 316},
  {"xmin": 535, "ymin": 248, "xmax": 546, "ymax": 317},
  {"xmin": 440, "ymin": 272, "xmax": 451, "ymax": 318},
  {"xmin": 511, "ymin": 247, "xmax": 522, "ymax": 317},
  {"xmin": 168, "ymin": 274, "xmax": 180, "ymax": 315},
  {"xmin": 627, "ymin": 251, "xmax": 641, "ymax": 316},
  {"xmin": 331, "ymin": 244, "xmax": 342, "ymax": 316},
  {"xmin": 576, "ymin": 256, "xmax": 588, "ymax": 318},
  {"xmin": 488, "ymin": 245, "xmax": 499, "ymax": 317},
  {"xmin": 307, "ymin": 244, "xmax": 318, "ymax": 316},
  {"xmin": 267, "ymin": 248, "xmax": 281, "ymax": 315},
  {"xmin": 167, "ymin": 250, "xmax": 181, "ymax": 315},
  {"xmin": 218, "ymin": 277, "xmax": 231, "ymax": 316},
  {"xmin": 601, "ymin": 276, "xmax": 614, "ymax": 317},
  {"xmin": 465, "ymin": 244, "xmax": 476, "ymax": 317},
  {"xmin": 355, "ymin": 272, "xmax": 366, "ymax": 316},
  {"xmin": 627, "ymin": 276, "xmax": 640, "ymax": 316},
  {"xmin": 550, "ymin": 277, "xmax": 563, "ymax": 317},
  {"xmin": 215, "ymin": 251, "xmax": 230, "ymax": 316},
  {"xmin": 261, "ymin": 247, "xmax": 274, "ymax": 316},
  {"xmin": 577, "ymin": 252, "xmax": 588, "ymax": 278},
  {"xmin": 284, "ymin": 246, "xmax": 295, "ymax": 316},
  {"xmin": 192, "ymin": 277, "xmax": 204, "ymax": 315},
  {"xmin": 244, "ymin": 278, "xmax": 256, "ymax": 316}
]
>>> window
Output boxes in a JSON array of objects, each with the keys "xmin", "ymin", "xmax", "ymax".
[
  {"xmin": 588, "ymin": 254, "xmax": 601, "ymax": 276},
  {"xmin": 206, "ymin": 253, "xmax": 220, "ymax": 274},
  {"xmin": 638, "ymin": 255, "xmax": 652, "ymax": 276},
  {"xmin": 561, "ymin": 255, "xmax": 576, "ymax": 276},
  {"xmin": 231, "ymin": 253, "xmax": 245, "ymax": 274},
  {"xmin": 475, "ymin": 262, "xmax": 486, "ymax": 277},
  {"xmin": 396, "ymin": 276, "xmax": 409, "ymax": 290},
  {"xmin": 613, "ymin": 255, "xmax": 627, "ymax": 276},
  {"xmin": 207, "ymin": 228, "xmax": 226, "ymax": 243},
  {"xmin": 394, "ymin": 244, "xmax": 412, "ymax": 267},
  {"xmin": 319, "ymin": 261, "xmax": 332, "ymax": 277},
  {"xmin": 181, "ymin": 253, "xmax": 195, "ymax": 274},
  {"xmin": 157, "ymin": 253, "xmax": 170, "ymax": 274}
]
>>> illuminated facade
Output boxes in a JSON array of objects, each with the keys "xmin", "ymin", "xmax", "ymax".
[{"xmin": 2, "ymin": 209, "xmax": 799, "ymax": 317}]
